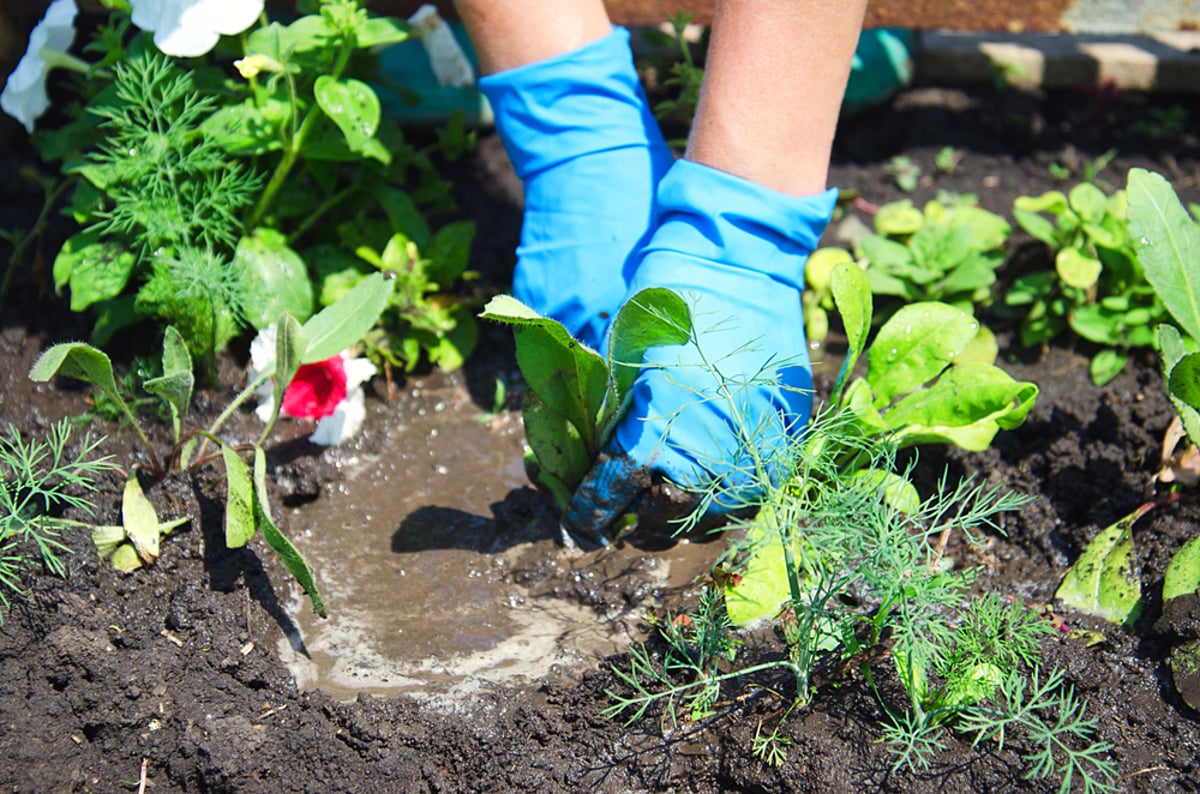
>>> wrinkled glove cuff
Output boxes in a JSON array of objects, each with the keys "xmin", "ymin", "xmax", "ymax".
[{"xmin": 634, "ymin": 159, "xmax": 838, "ymax": 294}]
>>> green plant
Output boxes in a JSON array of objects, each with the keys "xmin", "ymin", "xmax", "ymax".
[
  {"xmin": 40, "ymin": 1, "xmax": 478, "ymax": 380},
  {"xmin": 1135, "ymin": 105, "xmax": 1188, "ymax": 139},
  {"xmin": 647, "ymin": 13, "xmax": 706, "ymax": 139},
  {"xmin": 934, "ymin": 146, "xmax": 961, "ymax": 174},
  {"xmin": 883, "ymin": 154, "xmax": 922, "ymax": 193},
  {"xmin": 858, "ymin": 196, "xmax": 1011, "ymax": 318},
  {"xmin": 479, "ymin": 289, "xmax": 691, "ymax": 510},
  {"xmin": 0, "ymin": 420, "xmax": 116, "ymax": 620},
  {"xmin": 29, "ymin": 271, "xmax": 392, "ymax": 616},
  {"xmin": 599, "ymin": 263, "xmax": 1092, "ymax": 782},
  {"xmin": 1005, "ymin": 179, "xmax": 1168, "ymax": 384}
]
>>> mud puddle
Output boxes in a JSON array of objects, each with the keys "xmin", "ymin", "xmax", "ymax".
[{"xmin": 276, "ymin": 370, "xmax": 717, "ymax": 707}]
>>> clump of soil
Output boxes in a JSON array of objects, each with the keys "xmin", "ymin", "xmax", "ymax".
[{"xmin": 3, "ymin": 81, "xmax": 1200, "ymax": 793}]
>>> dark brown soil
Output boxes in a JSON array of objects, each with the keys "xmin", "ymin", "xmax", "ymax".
[{"xmin": 4, "ymin": 81, "xmax": 1200, "ymax": 793}]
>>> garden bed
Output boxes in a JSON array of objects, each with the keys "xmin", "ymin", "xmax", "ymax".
[{"xmin": 2, "ymin": 80, "xmax": 1200, "ymax": 793}]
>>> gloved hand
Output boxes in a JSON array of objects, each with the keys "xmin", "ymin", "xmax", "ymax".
[
  {"xmin": 564, "ymin": 159, "xmax": 837, "ymax": 544},
  {"xmin": 479, "ymin": 27, "xmax": 673, "ymax": 351}
]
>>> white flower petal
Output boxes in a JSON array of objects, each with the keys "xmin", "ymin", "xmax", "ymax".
[
  {"xmin": 0, "ymin": 0, "xmax": 77, "ymax": 133},
  {"xmin": 341, "ymin": 356, "xmax": 377, "ymax": 390},
  {"xmin": 129, "ymin": 0, "xmax": 264, "ymax": 58},
  {"xmin": 309, "ymin": 390, "xmax": 366, "ymax": 446},
  {"xmin": 254, "ymin": 398, "xmax": 274, "ymax": 423}
]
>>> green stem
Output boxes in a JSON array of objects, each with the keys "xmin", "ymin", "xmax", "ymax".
[
  {"xmin": 286, "ymin": 184, "xmax": 360, "ymax": 245},
  {"xmin": 192, "ymin": 370, "xmax": 273, "ymax": 467},
  {"xmin": 246, "ymin": 42, "xmax": 355, "ymax": 229}
]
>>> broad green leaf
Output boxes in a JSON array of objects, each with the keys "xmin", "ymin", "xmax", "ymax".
[
  {"xmin": 874, "ymin": 199, "xmax": 924, "ymax": 237},
  {"xmin": 480, "ymin": 295, "xmax": 608, "ymax": 449},
  {"xmin": 222, "ymin": 445, "xmax": 257, "ymax": 549},
  {"xmin": 522, "ymin": 447, "xmax": 573, "ymax": 514},
  {"xmin": 1127, "ymin": 168, "xmax": 1200, "ymax": 341},
  {"xmin": 885, "ymin": 363, "xmax": 1038, "ymax": 451},
  {"xmin": 605, "ymin": 288, "xmax": 691, "ymax": 425},
  {"xmin": 1168, "ymin": 352, "xmax": 1200, "ymax": 413},
  {"xmin": 314, "ymin": 76, "xmax": 383, "ymax": 156},
  {"xmin": 1164, "ymin": 534, "xmax": 1200, "ymax": 602},
  {"xmin": 202, "ymin": 101, "xmax": 286, "ymax": 155},
  {"xmin": 1012, "ymin": 207, "xmax": 1060, "ymax": 249},
  {"xmin": 957, "ymin": 324, "xmax": 999, "ymax": 366},
  {"xmin": 830, "ymin": 260, "xmax": 872, "ymax": 406},
  {"xmin": 947, "ymin": 206, "xmax": 1011, "ymax": 251},
  {"xmin": 1055, "ymin": 248, "xmax": 1102, "ymax": 290},
  {"xmin": 354, "ymin": 16, "xmax": 411, "ymax": 47},
  {"xmin": 1069, "ymin": 182, "xmax": 1109, "ymax": 223},
  {"xmin": 724, "ymin": 511, "xmax": 794, "ymax": 626},
  {"xmin": 1159, "ymin": 324, "xmax": 1200, "ymax": 446},
  {"xmin": 1055, "ymin": 505, "xmax": 1144, "ymax": 625},
  {"xmin": 425, "ymin": 220, "xmax": 476, "ymax": 285},
  {"xmin": 866, "ymin": 302, "xmax": 979, "ymax": 407},
  {"xmin": 234, "ymin": 229, "xmax": 315, "ymax": 330},
  {"xmin": 522, "ymin": 392, "xmax": 591, "ymax": 505},
  {"xmin": 254, "ymin": 448, "xmax": 325, "ymax": 618},
  {"xmin": 1014, "ymin": 190, "xmax": 1069, "ymax": 216},
  {"xmin": 1089, "ymin": 348, "xmax": 1128, "ymax": 386},
  {"xmin": 143, "ymin": 326, "xmax": 194, "ymax": 438},
  {"xmin": 122, "ymin": 471, "xmax": 162, "ymax": 564},
  {"xmin": 300, "ymin": 271, "xmax": 391, "ymax": 363},
  {"xmin": 52, "ymin": 231, "xmax": 135, "ymax": 311}
]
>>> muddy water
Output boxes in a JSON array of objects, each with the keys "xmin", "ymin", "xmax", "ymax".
[{"xmin": 276, "ymin": 370, "xmax": 716, "ymax": 707}]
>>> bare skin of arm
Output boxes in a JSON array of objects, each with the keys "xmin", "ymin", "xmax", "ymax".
[
  {"xmin": 451, "ymin": 0, "xmax": 613, "ymax": 74},
  {"xmin": 687, "ymin": 0, "xmax": 869, "ymax": 197}
]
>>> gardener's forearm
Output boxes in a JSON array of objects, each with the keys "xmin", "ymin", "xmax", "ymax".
[
  {"xmin": 687, "ymin": 0, "xmax": 868, "ymax": 197},
  {"xmin": 450, "ymin": 0, "xmax": 612, "ymax": 74}
]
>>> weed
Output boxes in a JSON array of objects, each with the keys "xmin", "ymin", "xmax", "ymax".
[{"xmin": 884, "ymin": 155, "xmax": 922, "ymax": 193}]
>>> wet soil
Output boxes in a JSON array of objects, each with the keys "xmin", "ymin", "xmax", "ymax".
[{"xmin": 4, "ymin": 81, "xmax": 1200, "ymax": 792}]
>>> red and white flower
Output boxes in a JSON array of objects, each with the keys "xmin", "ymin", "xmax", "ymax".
[{"xmin": 248, "ymin": 325, "xmax": 376, "ymax": 446}]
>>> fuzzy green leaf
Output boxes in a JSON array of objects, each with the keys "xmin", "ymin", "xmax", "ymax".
[
  {"xmin": 254, "ymin": 448, "xmax": 325, "ymax": 617},
  {"xmin": 143, "ymin": 326, "xmax": 194, "ymax": 436},
  {"xmin": 1127, "ymin": 168, "xmax": 1200, "ymax": 341},
  {"xmin": 274, "ymin": 314, "xmax": 306, "ymax": 415},
  {"xmin": 222, "ymin": 445, "xmax": 256, "ymax": 549},
  {"xmin": 1056, "ymin": 506, "xmax": 1144, "ymax": 625},
  {"xmin": 29, "ymin": 343, "xmax": 123, "ymax": 410},
  {"xmin": 866, "ymin": 302, "xmax": 979, "ymax": 407},
  {"xmin": 300, "ymin": 271, "xmax": 391, "ymax": 363}
]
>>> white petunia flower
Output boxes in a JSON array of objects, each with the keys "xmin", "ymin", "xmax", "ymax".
[
  {"xmin": 0, "ymin": 0, "xmax": 79, "ymax": 134},
  {"xmin": 129, "ymin": 0, "xmax": 264, "ymax": 58}
]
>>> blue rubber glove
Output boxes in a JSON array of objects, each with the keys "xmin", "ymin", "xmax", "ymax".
[
  {"xmin": 479, "ymin": 27, "xmax": 673, "ymax": 350},
  {"xmin": 564, "ymin": 159, "xmax": 837, "ymax": 544}
]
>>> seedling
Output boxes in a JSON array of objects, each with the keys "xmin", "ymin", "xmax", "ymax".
[
  {"xmin": 0, "ymin": 420, "xmax": 116, "ymax": 621},
  {"xmin": 934, "ymin": 146, "xmax": 962, "ymax": 174},
  {"xmin": 859, "ymin": 196, "xmax": 1011, "ymax": 319},
  {"xmin": 29, "ymin": 271, "xmax": 393, "ymax": 617},
  {"xmin": 884, "ymin": 155, "xmax": 922, "ymax": 193},
  {"xmin": 480, "ymin": 289, "xmax": 690, "ymax": 509},
  {"xmin": 1006, "ymin": 179, "xmax": 1167, "ymax": 385}
]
